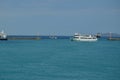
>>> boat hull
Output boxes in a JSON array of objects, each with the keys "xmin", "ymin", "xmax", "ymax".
[
  {"xmin": 72, "ymin": 38, "xmax": 97, "ymax": 41},
  {"xmin": 0, "ymin": 38, "xmax": 8, "ymax": 40}
]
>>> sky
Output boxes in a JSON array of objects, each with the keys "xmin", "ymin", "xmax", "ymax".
[{"xmin": 0, "ymin": 0, "xmax": 120, "ymax": 35}]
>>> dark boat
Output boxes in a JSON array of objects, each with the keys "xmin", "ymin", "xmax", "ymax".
[{"xmin": 96, "ymin": 33, "xmax": 101, "ymax": 38}]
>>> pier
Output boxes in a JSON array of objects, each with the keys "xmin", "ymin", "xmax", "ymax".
[
  {"xmin": 8, "ymin": 36, "xmax": 40, "ymax": 40},
  {"xmin": 107, "ymin": 32, "xmax": 120, "ymax": 41},
  {"xmin": 108, "ymin": 38, "xmax": 120, "ymax": 41}
]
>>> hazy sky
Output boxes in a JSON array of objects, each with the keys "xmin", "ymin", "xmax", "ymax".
[{"xmin": 0, "ymin": 0, "xmax": 120, "ymax": 35}]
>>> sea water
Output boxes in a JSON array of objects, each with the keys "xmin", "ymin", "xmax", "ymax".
[{"xmin": 0, "ymin": 39, "xmax": 120, "ymax": 80}]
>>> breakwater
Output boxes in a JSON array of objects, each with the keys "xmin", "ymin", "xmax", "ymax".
[
  {"xmin": 7, "ymin": 35, "xmax": 71, "ymax": 40},
  {"xmin": 8, "ymin": 36, "xmax": 40, "ymax": 40},
  {"xmin": 108, "ymin": 38, "xmax": 120, "ymax": 41}
]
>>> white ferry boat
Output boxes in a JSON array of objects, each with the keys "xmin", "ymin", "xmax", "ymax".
[
  {"xmin": 0, "ymin": 30, "xmax": 7, "ymax": 40},
  {"xmin": 71, "ymin": 33, "xmax": 97, "ymax": 41}
]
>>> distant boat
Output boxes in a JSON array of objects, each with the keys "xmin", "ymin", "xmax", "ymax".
[
  {"xmin": 96, "ymin": 33, "xmax": 101, "ymax": 38},
  {"xmin": 71, "ymin": 33, "xmax": 97, "ymax": 41},
  {"xmin": 49, "ymin": 35, "xmax": 57, "ymax": 39},
  {"xmin": 0, "ymin": 30, "xmax": 7, "ymax": 40}
]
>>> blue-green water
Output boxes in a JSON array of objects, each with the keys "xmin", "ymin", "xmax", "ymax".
[{"xmin": 0, "ymin": 39, "xmax": 120, "ymax": 80}]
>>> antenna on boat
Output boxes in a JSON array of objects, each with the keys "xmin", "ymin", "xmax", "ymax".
[
  {"xmin": 36, "ymin": 32, "xmax": 40, "ymax": 40},
  {"xmin": 1, "ymin": 30, "xmax": 4, "ymax": 34}
]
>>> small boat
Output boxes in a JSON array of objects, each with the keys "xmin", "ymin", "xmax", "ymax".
[
  {"xmin": 49, "ymin": 35, "xmax": 57, "ymax": 39},
  {"xmin": 96, "ymin": 33, "xmax": 101, "ymax": 38},
  {"xmin": 71, "ymin": 33, "xmax": 97, "ymax": 41},
  {"xmin": 0, "ymin": 30, "xmax": 7, "ymax": 40}
]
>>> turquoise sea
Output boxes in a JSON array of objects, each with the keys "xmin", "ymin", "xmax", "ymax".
[{"xmin": 0, "ymin": 39, "xmax": 120, "ymax": 80}]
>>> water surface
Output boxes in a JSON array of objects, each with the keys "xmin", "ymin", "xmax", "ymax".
[{"xmin": 0, "ymin": 39, "xmax": 120, "ymax": 80}]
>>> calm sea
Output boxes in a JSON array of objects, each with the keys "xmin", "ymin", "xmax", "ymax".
[{"xmin": 0, "ymin": 39, "xmax": 120, "ymax": 80}]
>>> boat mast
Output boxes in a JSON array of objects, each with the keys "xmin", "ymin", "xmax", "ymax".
[{"xmin": 109, "ymin": 32, "xmax": 112, "ymax": 39}]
